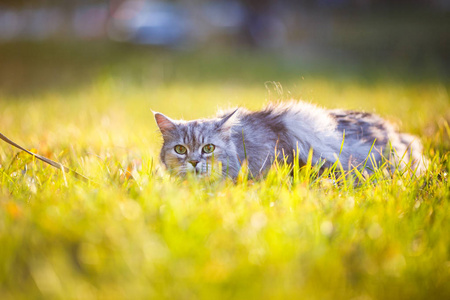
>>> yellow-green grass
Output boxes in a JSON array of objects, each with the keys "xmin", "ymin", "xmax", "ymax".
[{"xmin": 0, "ymin": 42, "xmax": 449, "ymax": 299}]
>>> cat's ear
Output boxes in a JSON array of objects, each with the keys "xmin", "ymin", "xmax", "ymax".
[
  {"xmin": 153, "ymin": 111, "xmax": 177, "ymax": 136},
  {"xmin": 217, "ymin": 108, "xmax": 239, "ymax": 129}
]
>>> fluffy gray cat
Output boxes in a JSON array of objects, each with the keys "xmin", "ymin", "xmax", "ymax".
[{"xmin": 154, "ymin": 101, "xmax": 425, "ymax": 178}]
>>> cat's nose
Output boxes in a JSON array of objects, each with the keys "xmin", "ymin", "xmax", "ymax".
[{"xmin": 189, "ymin": 160, "xmax": 199, "ymax": 167}]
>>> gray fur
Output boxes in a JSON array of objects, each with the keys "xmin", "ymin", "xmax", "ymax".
[{"xmin": 154, "ymin": 101, "xmax": 426, "ymax": 178}]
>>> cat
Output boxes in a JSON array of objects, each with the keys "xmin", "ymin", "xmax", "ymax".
[{"xmin": 154, "ymin": 101, "xmax": 426, "ymax": 179}]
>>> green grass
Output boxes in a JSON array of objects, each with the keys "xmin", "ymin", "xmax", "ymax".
[{"xmin": 0, "ymin": 42, "xmax": 449, "ymax": 299}]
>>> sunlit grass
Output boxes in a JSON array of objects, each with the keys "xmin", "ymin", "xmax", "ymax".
[{"xmin": 0, "ymin": 42, "xmax": 449, "ymax": 299}]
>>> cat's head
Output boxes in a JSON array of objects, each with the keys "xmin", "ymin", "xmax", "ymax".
[{"xmin": 154, "ymin": 110, "xmax": 238, "ymax": 177}]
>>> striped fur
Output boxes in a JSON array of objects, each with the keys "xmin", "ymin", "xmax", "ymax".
[{"xmin": 154, "ymin": 101, "xmax": 426, "ymax": 178}]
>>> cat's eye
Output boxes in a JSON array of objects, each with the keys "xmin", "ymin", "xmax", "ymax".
[
  {"xmin": 174, "ymin": 145, "xmax": 187, "ymax": 155},
  {"xmin": 202, "ymin": 144, "xmax": 215, "ymax": 154}
]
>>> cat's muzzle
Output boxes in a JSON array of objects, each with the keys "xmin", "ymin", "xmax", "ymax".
[{"xmin": 186, "ymin": 161, "xmax": 209, "ymax": 175}]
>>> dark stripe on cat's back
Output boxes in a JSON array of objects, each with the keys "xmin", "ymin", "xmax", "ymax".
[
  {"xmin": 240, "ymin": 109, "xmax": 294, "ymax": 162},
  {"xmin": 329, "ymin": 109, "xmax": 391, "ymax": 143},
  {"xmin": 242, "ymin": 110, "xmax": 287, "ymax": 134}
]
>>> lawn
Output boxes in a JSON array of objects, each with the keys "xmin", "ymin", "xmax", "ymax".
[{"xmin": 0, "ymin": 41, "xmax": 449, "ymax": 299}]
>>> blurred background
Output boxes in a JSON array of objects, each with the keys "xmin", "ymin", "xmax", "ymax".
[
  {"xmin": 0, "ymin": 0, "xmax": 449, "ymax": 133},
  {"xmin": 1, "ymin": 0, "xmax": 449, "ymax": 55},
  {"xmin": 0, "ymin": 0, "xmax": 450, "ymax": 96}
]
